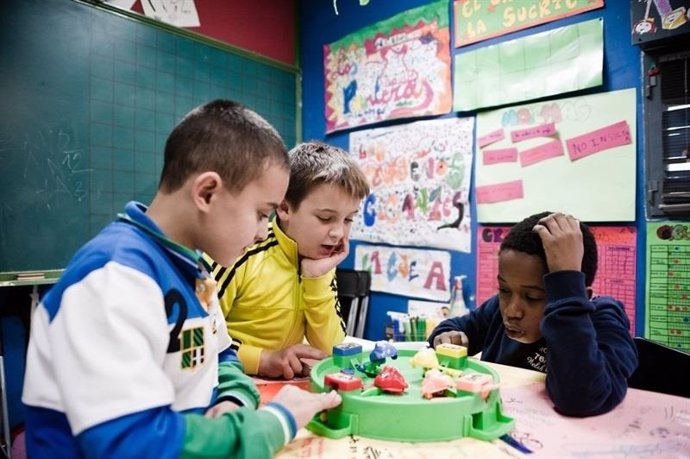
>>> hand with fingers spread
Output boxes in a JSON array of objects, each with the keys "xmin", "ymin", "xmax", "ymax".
[
  {"xmin": 259, "ymin": 343, "xmax": 329, "ymax": 379},
  {"xmin": 301, "ymin": 237, "xmax": 350, "ymax": 278},
  {"xmin": 532, "ymin": 212, "xmax": 584, "ymax": 274},
  {"xmin": 432, "ymin": 330, "xmax": 469, "ymax": 348},
  {"xmin": 270, "ymin": 385, "xmax": 342, "ymax": 429}
]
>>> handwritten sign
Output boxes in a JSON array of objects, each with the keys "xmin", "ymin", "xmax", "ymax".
[
  {"xmin": 511, "ymin": 122, "xmax": 557, "ymax": 143},
  {"xmin": 454, "ymin": 0, "xmax": 604, "ymax": 47},
  {"xmin": 355, "ymin": 244, "xmax": 451, "ymax": 302},
  {"xmin": 349, "ymin": 117, "xmax": 474, "ymax": 252},
  {"xmin": 324, "ymin": 1, "xmax": 451, "ymax": 133},
  {"xmin": 566, "ymin": 120, "xmax": 632, "ymax": 161},
  {"xmin": 475, "ymin": 88, "xmax": 636, "ymax": 223},
  {"xmin": 478, "ymin": 128, "xmax": 505, "ymax": 148},
  {"xmin": 476, "ymin": 180, "xmax": 524, "ymax": 204},
  {"xmin": 520, "ymin": 139, "xmax": 564, "ymax": 167},
  {"xmin": 483, "ymin": 147, "xmax": 518, "ymax": 165}
]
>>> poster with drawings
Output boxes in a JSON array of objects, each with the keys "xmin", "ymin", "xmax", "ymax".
[
  {"xmin": 349, "ymin": 117, "xmax": 474, "ymax": 252},
  {"xmin": 323, "ymin": 0, "xmax": 451, "ymax": 133}
]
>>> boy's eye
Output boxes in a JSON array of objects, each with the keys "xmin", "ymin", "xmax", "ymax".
[
  {"xmin": 317, "ymin": 216, "xmax": 332, "ymax": 223},
  {"xmin": 498, "ymin": 287, "xmax": 510, "ymax": 295},
  {"xmin": 344, "ymin": 218, "xmax": 354, "ymax": 224}
]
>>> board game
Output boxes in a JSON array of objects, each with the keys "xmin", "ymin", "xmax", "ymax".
[{"xmin": 307, "ymin": 342, "xmax": 515, "ymax": 442}]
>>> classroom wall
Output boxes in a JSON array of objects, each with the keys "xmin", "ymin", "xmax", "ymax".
[
  {"xmin": 129, "ymin": 0, "xmax": 296, "ymax": 64},
  {"xmin": 298, "ymin": 0, "xmax": 646, "ymax": 340}
]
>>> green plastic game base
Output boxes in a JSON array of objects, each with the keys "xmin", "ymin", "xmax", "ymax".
[{"xmin": 307, "ymin": 348, "xmax": 515, "ymax": 443}]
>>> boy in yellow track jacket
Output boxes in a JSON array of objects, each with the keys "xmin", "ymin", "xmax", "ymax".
[{"xmin": 210, "ymin": 141, "xmax": 370, "ymax": 379}]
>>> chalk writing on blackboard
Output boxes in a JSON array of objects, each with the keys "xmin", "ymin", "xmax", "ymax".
[{"xmin": 23, "ymin": 127, "xmax": 90, "ymax": 205}]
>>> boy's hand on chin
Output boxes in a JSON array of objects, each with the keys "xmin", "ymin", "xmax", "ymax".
[{"xmin": 301, "ymin": 240, "xmax": 349, "ymax": 278}]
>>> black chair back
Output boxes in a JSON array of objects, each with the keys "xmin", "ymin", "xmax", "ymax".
[
  {"xmin": 628, "ymin": 337, "xmax": 690, "ymax": 398},
  {"xmin": 335, "ymin": 269, "xmax": 371, "ymax": 338}
]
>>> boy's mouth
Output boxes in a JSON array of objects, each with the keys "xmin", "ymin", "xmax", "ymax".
[
  {"xmin": 322, "ymin": 242, "xmax": 344, "ymax": 256},
  {"xmin": 504, "ymin": 323, "xmax": 524, "ymax": 339}
]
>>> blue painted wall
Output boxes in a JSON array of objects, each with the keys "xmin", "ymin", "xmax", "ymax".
[{"xmin": 298, "ymin": 0, "xmax": 645, "ymax": 340}]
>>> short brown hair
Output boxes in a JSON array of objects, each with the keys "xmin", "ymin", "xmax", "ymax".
[
  {"xmin": 284, "ymin": 141, "xmax": 369, "ymax": 209},
  {"xmin": 159, "ymin": 100, "xmax": 288, "ymax": 194}
]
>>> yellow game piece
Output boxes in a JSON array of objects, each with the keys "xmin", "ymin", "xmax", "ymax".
[{"xmin": 436, "ymin": 343, "xmax": 468, "ymax": 358}]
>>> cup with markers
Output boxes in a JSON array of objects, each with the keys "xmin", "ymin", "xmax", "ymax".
[{"xmin": 387, "ymin": 311, "xmax": 438, "ymax": 342}]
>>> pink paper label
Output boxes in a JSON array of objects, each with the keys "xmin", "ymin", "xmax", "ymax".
[
  {"xmin": 483, "ymin": 147, "xmax": 518, "ymax": 165},
  {"xmin": 476, "ymin": 180, "xmax": 524, "ymax": 204},
  {"xmin": 477, "ymin": 128, "xmax": 505, "ymax": 148},
  {"xmin": 520, "ymin": 139, "xmax": 564, "ymax": 167},
  {"xmin": 566, "ymin": 120, "xmax": 632, "ymax": 161},
  {"xmin": 511, "ymin": 122, "xmax": 557, "ymax": 143}
]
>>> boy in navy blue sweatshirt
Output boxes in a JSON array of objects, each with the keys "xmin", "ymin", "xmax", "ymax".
[{"xmin": 428, "ymin": 211, "xmax": 638, "ymax": 417}]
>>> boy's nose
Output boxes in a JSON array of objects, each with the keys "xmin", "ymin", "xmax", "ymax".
[
  {"xmin": 328, "ymin": 225, "xmax": 344, "ymax": 239},
  {"xmin": 255, "ymin": 223, "xmax": 269, "ymax": 242},
  {"xmin": 504, "ymin": 297, "xmax": 524, "ymax": 318}
]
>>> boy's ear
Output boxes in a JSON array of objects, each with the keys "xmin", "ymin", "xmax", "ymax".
[
  {"xmin": 275, "ymin": 200, "xmax": 290, "ymax": 219},
  {"xmin": 191, "ymin": 172, "xmax": 223, "ymax": 210}
]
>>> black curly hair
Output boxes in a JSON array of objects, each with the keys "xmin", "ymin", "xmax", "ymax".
[{"xmin": 499, "ymin": 211, "xmax": 598, "ymax": 287}]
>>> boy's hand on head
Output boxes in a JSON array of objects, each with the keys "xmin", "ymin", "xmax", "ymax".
[
  {"xmin": 532, "ymin": 212, "xmax": 584, "ymax": 274},
  {"xmin": 204, "ymin": 400, "xmax": 241, "ymax": 418},
  {"xmin": 301, "ymin": 238, "xmax": 349, "ymax": 278},
  {"xmin": 259, "ymin": 344, "xmax": 329, "ymax": 379},
  {"xmin": 432, "ymin": 331, "xmax": 469, "ymax": 348},
  {"xmin": 271, "ymin": 385, "xmax": 342, "ymax": 429}
]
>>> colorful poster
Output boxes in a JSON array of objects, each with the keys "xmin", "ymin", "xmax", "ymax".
[
  {"xmin": 349, "ymin": 117, "xmax": 474, "ymax": 252},
  {"xmin": 323, "ymin": 1, "xmax": 451, "ymax": 133},
  {"xmin": 475, "ymin": 88, "xmax": 636, "ymax": 223},
  {"xmin": 354, "ymin": 244, "xmax": 451, "ymax": 302},
  {"xmin": 646, "ymin": 222, "xmax": 690, "ymax": 351},
  {"xmin": 453, "ymin": 18, "xmax": 603, "ymax": 112},
  {"xmin": 454, "ymin": 0, "xmax": 604, "ymax": 47},
  {"xmin": 476, "ymin": 225, "xmax": 637, "ymax": 334},
  {"xmin": 632, "ymin": 0, "xmax": 690, "ymax": 45}
]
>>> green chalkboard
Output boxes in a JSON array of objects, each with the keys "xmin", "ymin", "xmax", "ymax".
[{"xmin": 0, "ymin": 0, "xmax": 299, "ymax": 274}]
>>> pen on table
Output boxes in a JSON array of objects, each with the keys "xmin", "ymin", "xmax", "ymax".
[{"xmin": 500, "ymin": 434, "xmax": 532, "ymax": 454}]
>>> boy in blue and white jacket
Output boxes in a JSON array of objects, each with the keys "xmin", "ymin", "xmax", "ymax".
[{"xmin": 22, "ymin": 100, "xmax": 341, "ymax": 458}]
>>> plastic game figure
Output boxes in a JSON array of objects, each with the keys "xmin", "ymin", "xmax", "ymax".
[
  {"xmin": 324, "ymin": 372, "xmax": 363, "ymax": 392},
  {"xmin": 420, "ymin": 369, "xmax": 455, "ymax": 400},
  {"xmin": 410, "ymin": 347, "xmax": 463, "ymax": 378},
  {"xmin": 410, "ymin": 347, "xmax": 440, "ymax": 371},
  {"xmin": 332, "ymin": 342, "xmax": 363, "ymax": 369},
  {"xmin": 370, "ymin": 341, "xmax": 398, "ymax": 362},
  {"xmin": 355, "ymin": 341, "xmax": 398, "ymax": 377},
  {"xmin": 374, "ymin": 366, "xmax": 408, "ymax": 394},
  {"xmin": 456, "ymin": 372, "xmax": 498, "ymax": 400}
]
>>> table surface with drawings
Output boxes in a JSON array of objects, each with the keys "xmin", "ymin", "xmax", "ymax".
[
  {"xmin": 275, "ymin": 339, "xmax": 690, "ymax": 459},
  {"xmin": 646, "ymin": 222, "xmax": 690, "ymax": 352}
]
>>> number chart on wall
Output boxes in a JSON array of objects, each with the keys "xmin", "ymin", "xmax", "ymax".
[{"xmin": 646, "ymin": 222, "xmax": 690, "ymax": 351}]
